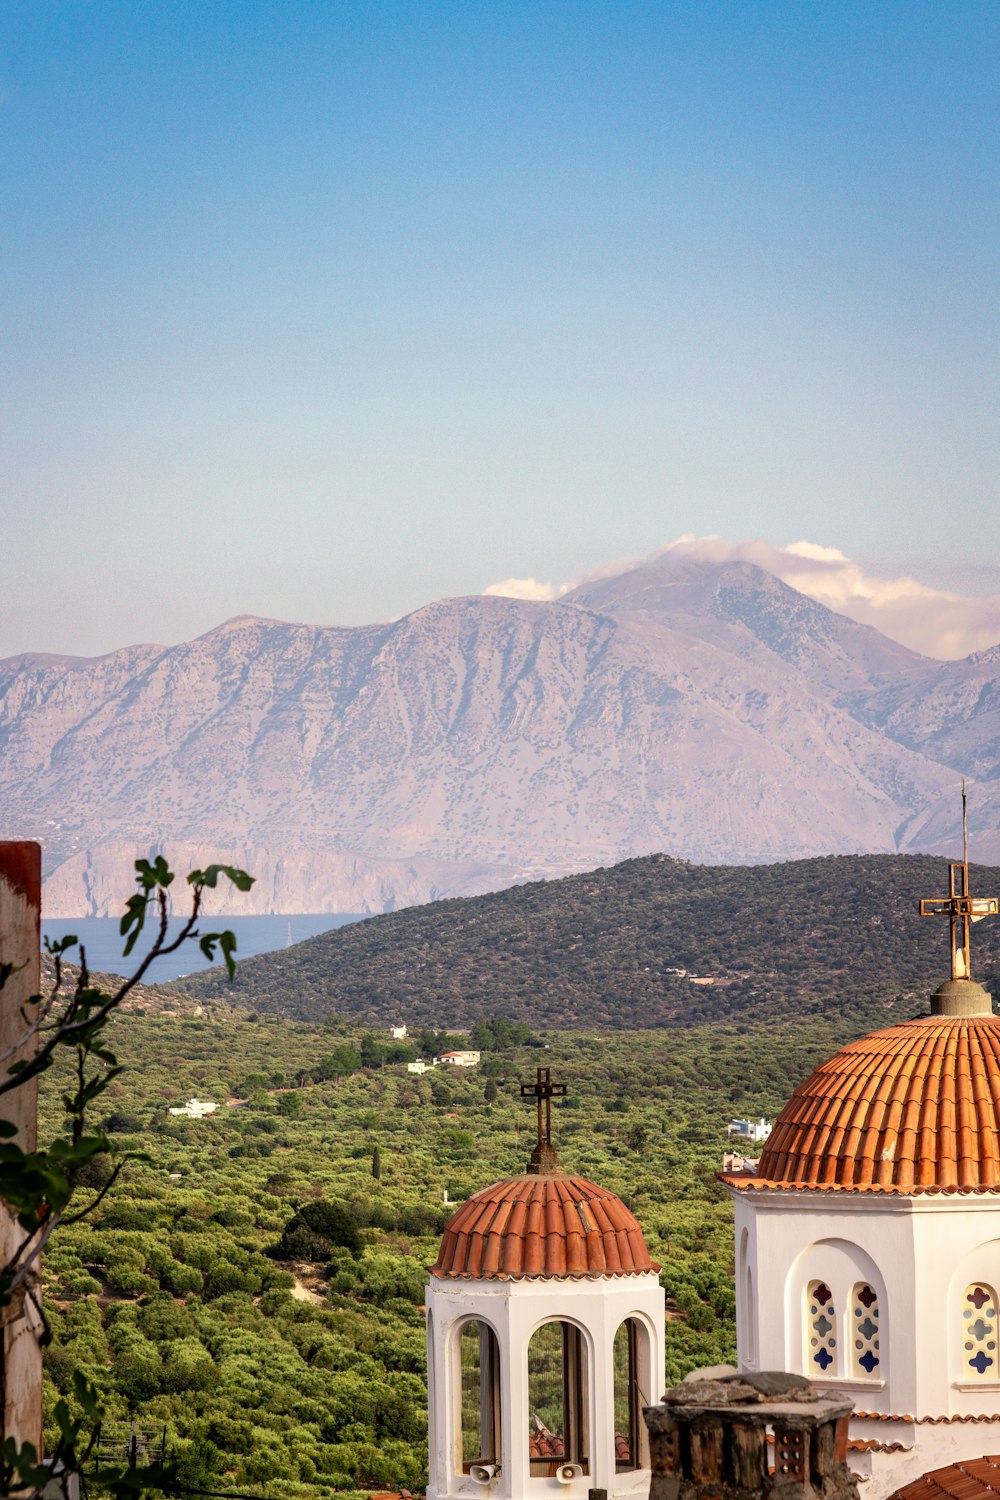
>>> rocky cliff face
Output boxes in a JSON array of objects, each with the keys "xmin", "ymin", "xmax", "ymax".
[{"xmin": 3, "ymin": 556, "xmax": 997, "ymax": 915}]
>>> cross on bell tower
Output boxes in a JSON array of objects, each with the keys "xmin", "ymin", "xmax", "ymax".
[
  {"xmin": 520, "ymin": 1066, "xmax": 567, "ymax": 1175},
  {"xmin": 919, "ymin": 784, "xmax": 998, "ymax": 985}
]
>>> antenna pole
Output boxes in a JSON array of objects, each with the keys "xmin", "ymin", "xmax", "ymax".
[{"xmin": 964, "ymin": 778, "xmax": 969, "ymax": 869}]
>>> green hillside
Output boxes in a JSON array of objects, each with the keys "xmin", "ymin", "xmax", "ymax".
[{"xmin": 180, "ymin": 852, "xmax": 1000, "ymax": 1029}]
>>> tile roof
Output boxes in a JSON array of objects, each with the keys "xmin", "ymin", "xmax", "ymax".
[
  {"xmin": 527, "ymin": 1432, "xmax": 631, "ymax": 1460},
  {"xmin": 853, "ymin": 1415, "xmax": 1000, "ymax": 1427},
  {"xmin": 722, "ymin": 1015, "xmax": 1000, "ymax": 1193},
  {"xmin": 431, "ymin": 1172, "xmax": 659, "ymax": 1280},
  {"xmin": 890, "ymin": 1456, "xmax": 1000, "ymax": 1500},
  {"xmin": 528, "ymin": 1434, "xmax": 565, "ymax": 1459}
]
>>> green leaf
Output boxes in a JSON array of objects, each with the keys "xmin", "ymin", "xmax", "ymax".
[
  {"xmin": 0, "ymin": 960, "xmax": 25, "ymax": 992},
  {"xmin": 198, "ymin": 929, "xmax": 239, "ymax": 981},
  {"xmin": 43, "ymin": 934, "xmax": 78, "ymax": 955},
  {"xmin": 53, "ymin": 1397, "xmax": 77, "ymax": 1445},
  {"xmin": 119, "ymin": 893, "xmax": 149, "ymax": 955},
  {"xmin": 103, "ymin": 1459, "xmax": 177, "ymax": 1496},
  {"xmin": 134, "ymin": 856, "xmax": 174, "ymax": 891},
  {"xmin": 71, "ymin": 1369, "xmax": 104, "ymax": 1421},
  {"xmin": 187, "ymin": 863, "xmax": 254, "ymax": 892}
]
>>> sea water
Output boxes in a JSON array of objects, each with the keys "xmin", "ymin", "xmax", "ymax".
[{"xmin": 39, "ymin": 913, "xmax": 366, "ymax": 983}]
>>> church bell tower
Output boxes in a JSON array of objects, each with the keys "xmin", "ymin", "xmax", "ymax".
[{"xmin": 425, "ymin": 1069, "xmax": 665, "ymax": 1500}]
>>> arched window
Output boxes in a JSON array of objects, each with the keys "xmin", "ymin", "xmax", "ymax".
[
  {"xmin": 460, "ymin": 1320, "xmax": 501, "ymax": 1470},
  {"xmin": 806, "ymin": 1281, "xmax": 837, "ymax": 1373},
  {"xmin": 962, "ymin": 1284, "xmax": 999, "ymax": 1380},
  {"xmin": 613, "ymin": 1319, "xmax": 649, "ymax": 1470},
  {"xmin": 527, "ymin": 1321, "xmax": 589, "ymax": 1475},
  {"xmin": 850, "ymin": 1283, "xmax": 880, "ymax": 1376},
  {"xmin": 427, "ymin": 1308, "xmax": 436, "ymax": 1423}
]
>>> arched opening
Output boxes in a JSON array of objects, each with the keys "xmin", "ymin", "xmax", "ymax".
[
  {"xmin": 746, "ymin": 1265, "xmax": 756, "ymax": 1365},
  {"xmin": 527, "ymin": 1320, "xmax": 589, "ymax": 1475},
  {"xmin": 850, "ymin": 1283, "xmax": 880, "ymax": 1377},
  {"xmin": 961, "ymin": 1284, "xmax": 999, "ymax": 1381},
  {"xmin": 788, "ymin": 1240, "xmax": 888, "ymax": 1384},
  {"xmin": 613, "ymin": 1318, "xmax": 650, "ymax": 1470},
  {"xmin": 459, "ymin": 1319, "xmax": 502, "ymax": 1471},
  {"xmin": 427, "ymin": 1308, "xmax": 436, "ymax": 1434}
]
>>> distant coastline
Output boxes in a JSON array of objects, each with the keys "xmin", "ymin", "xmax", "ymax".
[{"xmin": 39, "ymin": 913, "xmax": 365, "ymax": 983}]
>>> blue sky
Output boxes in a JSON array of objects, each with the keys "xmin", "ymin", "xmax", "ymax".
[{"xmin": 1, "ymin": 1, "xmax": 997, "ymax": 657}]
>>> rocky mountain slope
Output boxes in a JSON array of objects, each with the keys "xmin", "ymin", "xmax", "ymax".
[{"xmin": 3, "ymin": 554, "xmax": 998, "ymax": 915}]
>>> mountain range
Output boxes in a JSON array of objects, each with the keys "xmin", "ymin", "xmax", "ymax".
[{"xmin": 3, "ymin": 553, "xmax": 999, "ymax": 916}]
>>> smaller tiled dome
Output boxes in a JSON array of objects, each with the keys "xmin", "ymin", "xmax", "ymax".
[{"xmin": 432, "ymin": 1172, "xmax": 658, "ymax": 1280}]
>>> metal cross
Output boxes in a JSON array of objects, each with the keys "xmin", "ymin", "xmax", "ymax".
[
  {"xmin": 919, "ymin": 784, "xmax": 998, "ymax": 980},
  {"xmin": 520, "ymin": 1067, "xmax": 566, "ymax": 1148}
]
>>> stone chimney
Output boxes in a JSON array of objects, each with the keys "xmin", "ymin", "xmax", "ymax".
[{"xmin": 644, "ymin": 1371, "xmax": 857, "ymax": 1500}]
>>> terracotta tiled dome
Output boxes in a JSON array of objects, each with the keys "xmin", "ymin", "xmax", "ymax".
[
  {"xmin": 431, "ymin": 1172, "xmax": 659, "ymax": 1279},
  {"xmin": 732, "ymin": 1014, "xmax": 1000, "ymax": 1194}
]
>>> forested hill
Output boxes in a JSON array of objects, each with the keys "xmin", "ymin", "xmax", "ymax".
[{"xmin": 179, "ymin": 853, "xmax": 1000, "ymax": 1030}]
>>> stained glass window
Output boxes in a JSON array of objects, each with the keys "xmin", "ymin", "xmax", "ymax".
[
  {"xmin": 851, "ymin": 1283, "xmax": 880, "ymax": 1376},
  {"xmin": 963, "ymin": 1284, "xmax": 999, "ymax": 1380},
  {"xmin": 807, "ymin": 1280, "xmax": 837, "ymax": 1373}
]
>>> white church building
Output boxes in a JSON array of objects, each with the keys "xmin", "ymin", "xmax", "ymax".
[{"xmin": 722, "ymin": 844, "xmax": 1000, "ymax": 1497}]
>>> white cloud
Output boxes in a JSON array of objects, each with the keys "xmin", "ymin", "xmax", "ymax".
[
  {"xmin": 485, "ymin": 537, "xmax": 1000, "ymax": 659},
  {"xmin": 482, "ymin": 577, "xmax": 571, "ymax": 602},
  {"xmin": 653, "ymin": 536, "xmax": 1000, "ymax": 659}
]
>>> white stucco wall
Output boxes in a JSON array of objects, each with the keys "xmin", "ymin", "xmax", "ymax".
[{"xmin": 730, "ymin": 1186, "xmax": 1000, "ymax": 1499}]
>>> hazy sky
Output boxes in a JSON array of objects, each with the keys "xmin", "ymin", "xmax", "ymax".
[{"xmin": 1, "ymin": 1, "xmax": 997, "ymax": 659}]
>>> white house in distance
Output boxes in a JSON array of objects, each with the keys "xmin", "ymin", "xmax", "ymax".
[
  {"xmin": 390, "ymin": 1025, "xmax": 408, "ymax": 1040},
  {"xmin": 436, "ymin": 1050, "xmax": 480, "ymax": 1068},
  {"xmin": 425, "ymin": 1067, "xmax": 665, "ymax": 1500},
  {"xmin": 728, "ymin": 1117, "xmax": 771, "ymax": 1144},
  {"xmin": 168, "ymin": 1098, "xmax": 217, "ymax": 1118},
  {"xmin": 720, "ymin": 839, "xmax": 1000, "ymax": 1499}
]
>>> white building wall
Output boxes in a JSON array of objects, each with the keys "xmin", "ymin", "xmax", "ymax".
[{"xmin": 730, "ymin": 1186, "xmax": 1000, "ymax": 1500}]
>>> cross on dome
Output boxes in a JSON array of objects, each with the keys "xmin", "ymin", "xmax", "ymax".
[
  {"xmin": 918, "ymin": 783, "xmax": 998, "ymax": 983},
  {"xmin": 520, "ymin": 1066, "xmax": 567, "ymax": 1174}
]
